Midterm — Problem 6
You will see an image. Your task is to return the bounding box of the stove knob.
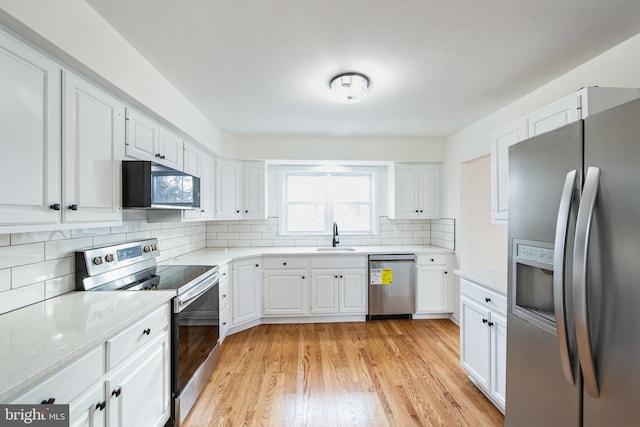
[143,246,151,253]
[152,244,158,251]
[93,256,103,265]
[105,254,115,263]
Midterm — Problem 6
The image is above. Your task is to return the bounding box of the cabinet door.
[183,141,201,177]
[199,153,215,219]
[310,271,339,314]
[107,331,170,427]
[215,158,241,219]
[416,266,452,313]
[219,306,230,342]
[528,93,581,137]
[490,311,507,410]
[262,271,307,316]
[489,119,528,222]
[460,296,491,391]
[419,164,441,218]
[242,161,266,219]
[232,259,261,325]
[339,269,366,314]
[158,127,183,170]
[62,71,124,225]
[393,164,420,219]
[0,30,61,227]
[69,382,106,427]
[125,109,158,161]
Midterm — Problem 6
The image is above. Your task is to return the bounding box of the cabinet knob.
[68,204,78,211]
[222,294,227,298]
[222,322,227,325]
[255,264,259,267]
[420,210,423,213]
[431,258,435,262]
[340,275,343,278]
[302,276,305,279]
[236,210,240,213]
[41,398,55,405]
[488,321,494,327]
[49,203,61,211]
[245,210,248,213]
[335,275,338,278]
[444,271,448,274]
[111,388,122,398]
[415,210,419,213]
[142,328,151,335]
[485,297,491,302]
[283,262,287,266]
[482,318,488,324]
[95,401,106,411]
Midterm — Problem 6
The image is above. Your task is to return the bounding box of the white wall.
[0,0,236,157]
[444,31,640,272]
[236,135,444,161]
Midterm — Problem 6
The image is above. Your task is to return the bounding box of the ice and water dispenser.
[512,239,557,332]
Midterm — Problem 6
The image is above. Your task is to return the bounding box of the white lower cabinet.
[415,254,454,316]
[460,278,507,412]
[231,258,262,328]
[263,271,307,316]
[310,268,367,315]
[10,304,171,427]
[218,263,231,342]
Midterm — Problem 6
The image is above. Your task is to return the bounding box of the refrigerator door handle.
[573,166,601,398]
[553,169,577,385]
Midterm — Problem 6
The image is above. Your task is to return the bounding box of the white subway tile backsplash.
[123,210,148,220]
[45,238,92,261]
[217,233,240,240]
[0,234,9,247]
[11,230,71,245]
[11,257,73,289]
[0,283,44,315]
[239,232,262,240]
[71,228,111,238]
[207,224,229,233]
[45,274,75,300]
[229,225,251,232]
[402,224,424,231]
[0,269,10,292]
[92,233,127,247]
[110,220,140,234]
[0,243,45,269]
[125,231,152,241]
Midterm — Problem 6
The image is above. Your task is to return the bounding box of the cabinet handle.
[41,398,55,405]
[485,297,491,302]
[49,203,61,211]
[283,262,287,266]
[142,328,151,335]
[222,322,227,325]
[236,210,240,213]
[255,264,259,267]
[340,275,343,278]
[415,210,419,213]
[245,210,248,213]
[335,275,338,278]
[111,388,122,398]
[68,204,78,211]
[488,321,494,327]
[444,271,448,274]
[420,210,423,213]
[95,401,106,411]
[482,318,488,324]
[222,294,227,298]
[222,272,227,277]
[302,276,305,279]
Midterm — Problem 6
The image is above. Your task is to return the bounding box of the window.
[282,171,376,235]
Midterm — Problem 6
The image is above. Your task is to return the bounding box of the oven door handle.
[175,275,219,313]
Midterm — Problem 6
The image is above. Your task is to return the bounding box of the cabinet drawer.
[311,256,366,269]
[12,345,104,405]
[263,257,308,269]
[107,305,169,369]
[416,254,450,265]
[460,278,507,315]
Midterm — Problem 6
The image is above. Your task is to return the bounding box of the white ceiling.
[85,0,640,138]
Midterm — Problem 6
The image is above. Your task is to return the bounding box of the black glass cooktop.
[95,264,217,292]
[153,264,217,291]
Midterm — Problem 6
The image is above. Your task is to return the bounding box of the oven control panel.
[76,238,160,278]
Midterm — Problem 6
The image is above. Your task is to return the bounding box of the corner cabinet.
[389,163,442,219]
[231,257,262,331]
[215,159,266,220]
[490,87,640,223]
[459,278,507,413]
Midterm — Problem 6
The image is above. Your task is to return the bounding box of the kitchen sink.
[316,247,356,252]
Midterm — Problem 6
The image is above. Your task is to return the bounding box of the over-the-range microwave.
[122,160,201,209]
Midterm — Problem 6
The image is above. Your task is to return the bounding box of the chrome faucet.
[332,222,339,247]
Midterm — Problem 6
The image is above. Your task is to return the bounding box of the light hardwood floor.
[183,320,504,427]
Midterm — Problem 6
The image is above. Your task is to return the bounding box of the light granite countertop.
[0,291,175,402]
[162,245,453,267]
[453,269,508,295]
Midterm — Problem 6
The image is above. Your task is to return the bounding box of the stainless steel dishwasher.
[368,254,415,319]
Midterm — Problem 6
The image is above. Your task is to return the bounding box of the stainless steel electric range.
[75,239,220,427]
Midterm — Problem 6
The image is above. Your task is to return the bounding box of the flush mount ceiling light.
[329,73,369,104]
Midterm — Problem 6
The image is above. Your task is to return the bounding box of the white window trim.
[279,165,379,236]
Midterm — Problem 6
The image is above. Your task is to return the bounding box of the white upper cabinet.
[125,108,183,170]
[489,119,528,223]
[183,144,215,221]
[215,159,266,220]
[490,87,640,223]
[389,163,442,219]
[62,71,124,225]
[0,30,61,228]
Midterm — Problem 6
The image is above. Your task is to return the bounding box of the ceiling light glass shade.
[330,73,369,104]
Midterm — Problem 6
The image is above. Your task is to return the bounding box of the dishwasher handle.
[369,254,416,262]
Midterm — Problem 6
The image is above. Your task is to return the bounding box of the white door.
[528,93,581,137]
[263,272,307,315]
[460,296,491,391]
[310,271,339,314]
[242,161,266,219]
[416,267,450,313]
[419,165,442,218]
[0,31,61,227]
[490,311,507,409]
[62,71,124,224]
[106,332,170,427]
[157,127,183,170]
[125,109,158,161]
[339,269,366,313]
[393,164,419,219]
[232,259,261,325]
[215,158,241,219]
[199,153,215,219]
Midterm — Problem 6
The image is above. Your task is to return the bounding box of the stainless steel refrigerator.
[506,97,640,426]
